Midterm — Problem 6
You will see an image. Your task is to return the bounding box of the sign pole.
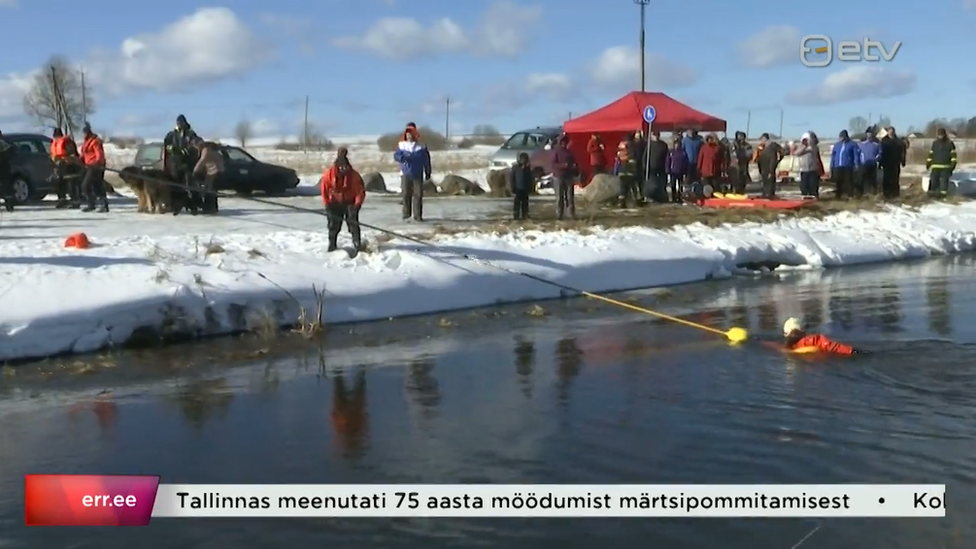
[642,105,656,200]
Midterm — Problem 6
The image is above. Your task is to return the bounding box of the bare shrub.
[376,125,448,152]
[234,119,253,147]
[276,123,334,151]
[469,124,505,146]
[457,137,475,149]
[105,136,144,149]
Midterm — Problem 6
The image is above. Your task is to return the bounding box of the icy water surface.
[2,256,975,548]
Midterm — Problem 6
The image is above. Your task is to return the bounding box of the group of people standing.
[584,129,787,206]
[828,126,911,200]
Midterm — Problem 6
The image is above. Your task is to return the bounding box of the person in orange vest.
[51,128,81,209]
[320,148,366,252]
[79,123,109,212]
[330,369,369,457]
[782,317,866,355]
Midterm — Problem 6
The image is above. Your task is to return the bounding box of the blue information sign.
[642,105,656,123]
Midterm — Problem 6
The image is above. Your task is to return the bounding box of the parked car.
[131,142,300,195]
[5,133,54,204]
[488,126,563,186]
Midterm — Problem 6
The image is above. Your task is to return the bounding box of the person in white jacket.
[793,136,820,197]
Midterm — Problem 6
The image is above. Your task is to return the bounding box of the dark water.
[3,256,976,548]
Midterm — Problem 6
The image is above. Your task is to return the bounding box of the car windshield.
[136,144,163,165]
[225,147,255,162]
[500,132,554,150]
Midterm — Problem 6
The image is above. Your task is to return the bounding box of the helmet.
[783,317,803,335]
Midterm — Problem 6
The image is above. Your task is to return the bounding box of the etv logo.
[800,35,902,68]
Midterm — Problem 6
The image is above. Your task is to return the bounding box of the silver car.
[488,126,563,170]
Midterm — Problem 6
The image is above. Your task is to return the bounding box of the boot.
[55,200,69,209]
[98,203,109,213]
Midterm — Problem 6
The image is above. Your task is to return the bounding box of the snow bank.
[3,203,976,362]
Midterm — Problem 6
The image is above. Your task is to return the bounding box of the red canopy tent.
[563,92,726,183]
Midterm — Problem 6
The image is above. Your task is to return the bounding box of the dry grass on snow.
[388,184,962,241]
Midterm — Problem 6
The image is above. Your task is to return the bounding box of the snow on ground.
[3,196,976,363]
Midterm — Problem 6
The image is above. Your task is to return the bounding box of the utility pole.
[745,111,752,137]
[80,68,87,126]
[778,109,784,140]
[302,95,309,153]
[634,0,651,91]
[568,111,572,120]
[445,96,451,142]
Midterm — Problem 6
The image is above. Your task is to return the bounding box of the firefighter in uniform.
[51,128,81,209]
[79,123,109,212]
[926,128,957,198]
[163,114,201,214]
[614,134,639,207]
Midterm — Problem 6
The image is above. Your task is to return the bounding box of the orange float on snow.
[64,232,91,249]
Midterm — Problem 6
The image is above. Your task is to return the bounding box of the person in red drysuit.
[782,317,866,355]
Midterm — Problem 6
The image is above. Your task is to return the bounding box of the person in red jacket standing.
[320,148,366,252]
[586,134,606,175]
[697,134,725,194]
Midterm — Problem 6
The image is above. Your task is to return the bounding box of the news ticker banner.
[24,475,946,526]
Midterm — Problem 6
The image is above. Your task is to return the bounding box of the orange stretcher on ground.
[700,192,813,210]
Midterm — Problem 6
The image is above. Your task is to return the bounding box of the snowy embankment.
[3,202,976,362]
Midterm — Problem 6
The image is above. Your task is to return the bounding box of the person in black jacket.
[633,130,647,203]
[510,152,532,220]
[0,130,15,211]
[730,131,753,194]
[879,127,906,199]
[644,131,669,203]
[926,128,957,197]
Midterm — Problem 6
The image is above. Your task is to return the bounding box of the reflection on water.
[170,377,234,429]
[2,257,976,549]
[513,337,536,399]
[879,283,903,333]
[926,277,952,336]
[330,368,369,459]
[554,337,583,404]
[405,358,441,416]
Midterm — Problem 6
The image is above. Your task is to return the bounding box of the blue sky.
[1,0,974,140]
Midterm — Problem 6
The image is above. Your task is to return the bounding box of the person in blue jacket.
[393,126,432,222]
[855,128,882,197]
[830,130,860,200]
[681,129,703,184]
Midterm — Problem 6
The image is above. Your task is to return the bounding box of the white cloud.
[333,1,541,59]
[0,7,269,120]
[965,0,975,8]
[84,8,270,95]
[0,72,31,119]
[526,73,573,98]
[785,66,916,105]
[736,25,801,68]
[0,0,16,7]
[588,46,696,90]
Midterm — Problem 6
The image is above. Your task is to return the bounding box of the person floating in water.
[782,317,866,355]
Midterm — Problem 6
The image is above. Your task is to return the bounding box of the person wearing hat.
[855,128,881,197]
[320,148,366,252]
[163,114,199,189]
[79,123,109,213]
[394,126,431,222]
[926,128,957,198]
[879,126,906,199]
[830,130,859,200]
[782,317,863,355]
[51,127,81,209]
[729,131,753,194]
[0,129,15,211]
[192,137,224,214]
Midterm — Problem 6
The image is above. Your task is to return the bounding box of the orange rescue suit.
[320,165,366,207]
[788,334,855,355]
[80,134,105,167]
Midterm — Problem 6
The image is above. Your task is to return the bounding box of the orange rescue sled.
[701,195,811,210]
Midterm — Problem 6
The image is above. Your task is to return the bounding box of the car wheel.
[10,175,33,205]
[264,180,289,196]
